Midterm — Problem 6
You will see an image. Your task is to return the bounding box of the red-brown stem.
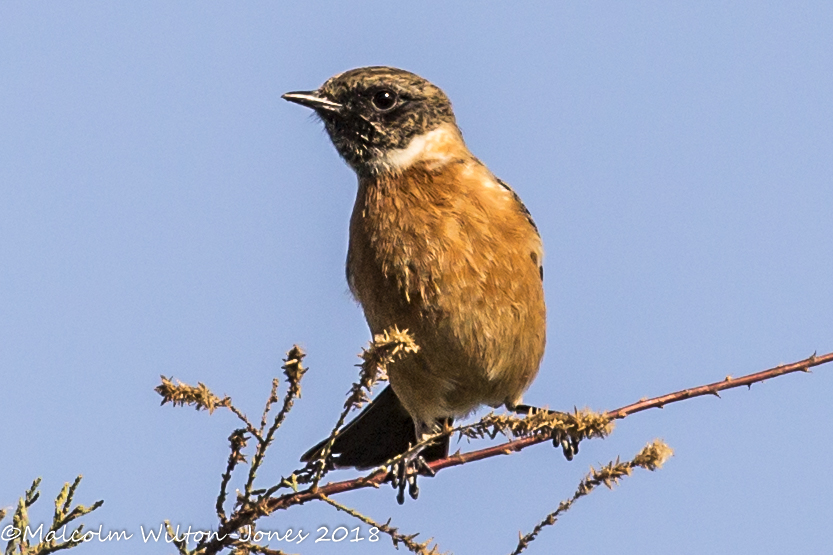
[202,351,833,553]
[604,352,832,419]
[296,351,833,496]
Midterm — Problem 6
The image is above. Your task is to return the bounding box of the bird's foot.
[389,454,435,505]
[556,434,580,461]
[512,404,580,461]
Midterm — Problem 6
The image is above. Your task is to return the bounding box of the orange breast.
[347,157,546,424]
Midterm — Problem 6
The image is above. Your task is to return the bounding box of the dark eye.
[371,89,397,111]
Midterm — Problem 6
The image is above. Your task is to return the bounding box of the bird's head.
[283,66,460,175]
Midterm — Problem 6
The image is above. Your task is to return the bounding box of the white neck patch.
[376,124,460,172]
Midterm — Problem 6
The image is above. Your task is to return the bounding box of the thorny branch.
[424,350,833,473]
[254,350,833,507]
[156,344,833,555]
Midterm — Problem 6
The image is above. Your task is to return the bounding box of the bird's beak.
[281,90,343,114]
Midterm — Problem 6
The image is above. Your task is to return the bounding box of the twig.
[308,327,418,488]
[245,346,307,497]
[155,376,262,440]
[216,428,249,523]
[432,350,833,472]
[196,350,833,554]
[287,350,833,500]
[5,476,103,555]
[605,351,831,419]
[319,494,445,555]
[259,378,281,433]
[510,440,673,555]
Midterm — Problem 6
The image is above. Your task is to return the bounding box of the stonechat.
[284,67,546,496]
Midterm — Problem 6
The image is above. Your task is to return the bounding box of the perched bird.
[283,67,547,496]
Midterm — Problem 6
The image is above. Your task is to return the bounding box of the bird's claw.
[513,405,581,461]
[555,435,580,461]
[389,455,433,504]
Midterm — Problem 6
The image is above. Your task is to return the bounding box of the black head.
[283,66,458,173]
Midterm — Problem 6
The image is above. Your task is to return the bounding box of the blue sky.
[2,3,832,554]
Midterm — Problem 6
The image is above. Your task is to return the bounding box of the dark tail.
[301,385,450,469]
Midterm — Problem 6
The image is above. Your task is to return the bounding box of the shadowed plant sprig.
[307,326,419,488]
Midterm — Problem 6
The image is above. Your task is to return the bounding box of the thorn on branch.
[171,346,833,555]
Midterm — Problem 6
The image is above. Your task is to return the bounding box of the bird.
[283,66,547,499]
